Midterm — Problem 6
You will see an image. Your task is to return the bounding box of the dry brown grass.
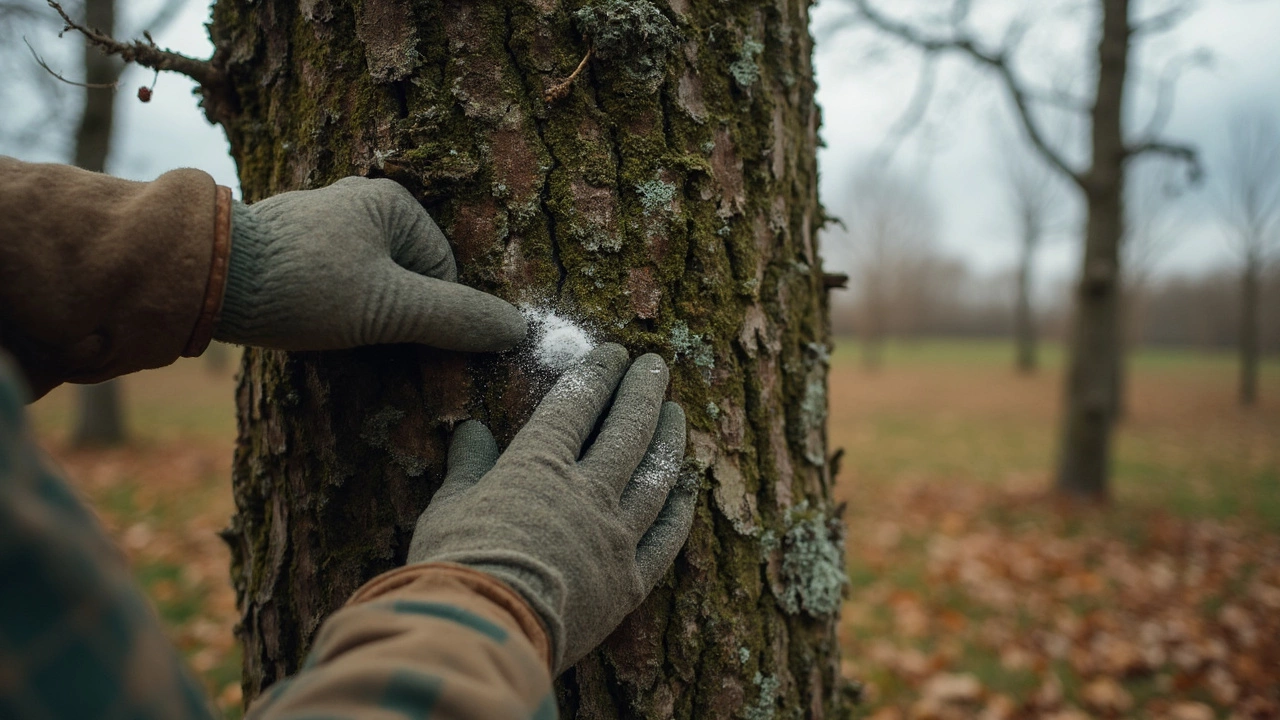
[23,340,1280,719]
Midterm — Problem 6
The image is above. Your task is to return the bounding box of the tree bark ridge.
[209,1,849,717]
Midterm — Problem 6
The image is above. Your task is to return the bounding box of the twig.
[24,36,117,89]
[44,0,237,124]
[46,0,222,92]
[545,46,593,103]
[1125,140,1202,183]
[853,0,1086,189]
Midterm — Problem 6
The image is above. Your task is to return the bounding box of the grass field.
[27,339,1280,719]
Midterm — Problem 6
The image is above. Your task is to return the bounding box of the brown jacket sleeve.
[0,156,232,399]
[247,563,557,720]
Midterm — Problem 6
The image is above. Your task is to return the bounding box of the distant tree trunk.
[853,0,1200,501]
[73,380,127,446]
[1240,256,1260,406]
[1054,0,1129,500]
[71,0,127,448]
[1013,228,1037,374]
[210,1,849,716]
[204,341,231,374]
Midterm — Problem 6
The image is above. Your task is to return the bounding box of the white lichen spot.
[636,178,678,216]
[670,321,715,376]
[730,37,765,88]
[745,672,780,720]
[776,501,846,618]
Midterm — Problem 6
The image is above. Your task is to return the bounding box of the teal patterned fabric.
[0,353,216,719]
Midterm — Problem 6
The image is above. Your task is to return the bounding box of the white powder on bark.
[521,305,597,372]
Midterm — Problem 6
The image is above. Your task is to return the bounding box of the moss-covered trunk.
[210,0,847,716]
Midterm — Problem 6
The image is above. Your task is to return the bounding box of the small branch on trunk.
[24,37,117,89]
[46,1,220,92]
[44,0,237,124]
[823,273,850,290]
[545,46,593,103]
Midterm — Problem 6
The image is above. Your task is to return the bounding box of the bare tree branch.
[24,35,117,88]
[1137,48,1213,141]
[45,0,221,91]
[871,55,937,167]
[851,0,1086,188]
[1131,1,1198,36]
[1125,139,1202,182]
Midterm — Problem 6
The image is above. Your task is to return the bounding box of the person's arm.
[0,159,526,399]
[0,353,217,719]
[0,156,230,398]
[246,564,556,720]
[248,344,696,719]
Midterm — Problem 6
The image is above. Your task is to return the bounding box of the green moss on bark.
[212,0,847,715]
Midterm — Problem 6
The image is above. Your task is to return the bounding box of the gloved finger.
[578,354,670,494]
[362,263,527,351]
[505,343,630,465]
[619,402,687,536]
[634,479,698,590]
[433,420,500,504]
[406,421,498,564]
[380,181,458,282]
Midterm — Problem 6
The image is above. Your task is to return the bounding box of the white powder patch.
[632,440,680,491]
[521,305,597,372]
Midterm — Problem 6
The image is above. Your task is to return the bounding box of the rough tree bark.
[71,0,128,448]
[209,1,850,717]
[1054,0,1131,497]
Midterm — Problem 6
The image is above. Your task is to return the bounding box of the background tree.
[1114,157,1182,418]
[1216,110,1280,407]
[838,165,940,369]
[69,0,127,447]
[7,0,188,446]
[54,0,852,715]
[997,131,1065,375]
[845,0,1202,499]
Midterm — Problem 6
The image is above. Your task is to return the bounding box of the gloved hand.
[214,177,527,352]
[407,343,696,674]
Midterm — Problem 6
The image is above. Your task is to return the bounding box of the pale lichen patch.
[776,501,846,618]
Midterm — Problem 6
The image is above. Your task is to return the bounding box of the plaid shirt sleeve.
[0,353,218,719]
[247,564,558,720]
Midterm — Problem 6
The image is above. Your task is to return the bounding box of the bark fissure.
[212,0,846,716]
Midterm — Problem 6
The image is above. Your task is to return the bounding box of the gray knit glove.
[215,177,526,352]
[407,343,695,674]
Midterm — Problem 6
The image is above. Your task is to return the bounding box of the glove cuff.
[213,200,270,345]
[411,552,568,673]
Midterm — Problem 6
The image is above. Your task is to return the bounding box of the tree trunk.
[1055,0,1128,499]
[210,1,849,717]
[1240,257,1260,406]
[71,0,128,448]
[1013,227,1037,374]
[72,380,127,447]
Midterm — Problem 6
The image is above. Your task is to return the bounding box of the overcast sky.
[4,0,1277,290]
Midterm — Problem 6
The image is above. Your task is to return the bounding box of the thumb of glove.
[407,420,500,564]
[363,262,528,351]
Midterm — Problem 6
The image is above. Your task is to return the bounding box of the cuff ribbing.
[183,185,233,357]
